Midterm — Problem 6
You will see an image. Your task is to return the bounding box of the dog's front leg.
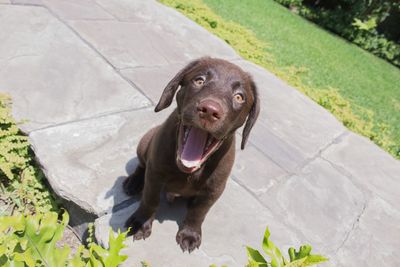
[125,169,162,240]
[176,194,219,252]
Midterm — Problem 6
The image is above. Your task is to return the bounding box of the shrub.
[0,211,129,266]
[0,93,59,216]
[246,227,328,267]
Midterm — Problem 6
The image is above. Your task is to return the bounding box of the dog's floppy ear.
[154,58,204,112]
[241,80,260,150]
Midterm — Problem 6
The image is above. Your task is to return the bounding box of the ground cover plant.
[0,211,129,266]
[0,93,59,216]
[160,0,400,159]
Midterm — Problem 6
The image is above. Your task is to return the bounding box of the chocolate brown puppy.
[123,57,260,252]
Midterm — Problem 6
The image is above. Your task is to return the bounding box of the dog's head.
[155,57,260,173]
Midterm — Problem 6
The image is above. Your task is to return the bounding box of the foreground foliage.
[0,211,128,266]
[160,0,400,159]
[0,213,327,267]
[246,227,328,267]
[0,93,59,216]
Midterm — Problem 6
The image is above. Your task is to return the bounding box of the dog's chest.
[164,171,207,197]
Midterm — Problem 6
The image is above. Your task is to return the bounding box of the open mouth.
[177,123,222,173]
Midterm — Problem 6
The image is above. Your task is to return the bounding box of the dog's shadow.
[105,157,188,236]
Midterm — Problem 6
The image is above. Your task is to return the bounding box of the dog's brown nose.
[197,100,222,122]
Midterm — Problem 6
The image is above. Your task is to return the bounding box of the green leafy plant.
[0,211,128,266]
[0,93,59,216]
[246,227,328,267]
[352,17,377,31]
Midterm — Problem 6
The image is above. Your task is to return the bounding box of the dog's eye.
[193,76,205,87]
[234,93,245,103]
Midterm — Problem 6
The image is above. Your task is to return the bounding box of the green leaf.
[246,246,267,265]
[87,252,101,267]
[0,214,25,232]
[87,229,128,267]
[23,211,70,267]
[141,261,152,267]
[288,247,296,262]
[70,245,87,267]
[103,229,128,266]
[287,245,328,266]
[13,249,36,267]
[285,258,307,267]
[246,262,257,267]
[262,227,285,267]
[352,18,377,31]
[303,255,329,266]
[0,212,71,267]
[297,245,312,259]
[288,245,311,262]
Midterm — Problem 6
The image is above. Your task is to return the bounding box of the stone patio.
[1,0,399,266]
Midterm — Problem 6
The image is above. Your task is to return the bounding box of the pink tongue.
[181,127,208,168]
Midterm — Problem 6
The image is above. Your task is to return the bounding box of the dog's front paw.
[176,226,202,253]
[123,169,144,196]
[125,212,154,240]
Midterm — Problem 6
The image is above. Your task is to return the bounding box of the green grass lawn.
[160,0,400,159]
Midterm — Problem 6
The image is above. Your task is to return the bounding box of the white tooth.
[182,159,201,168]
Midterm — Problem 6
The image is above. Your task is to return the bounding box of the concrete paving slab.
[247,121,308,172]
[68,18,238,69]
[232,142,288,196]
[92,0,240,62]
[0,5,150,132]
[29,107,168,218]
[95,179,304,267]
[236,60,346,160]
[68,0,238,68]
[322,132,400,209]
[94,0,171,23]
[42,0,115,21]
[68,20,176,69]
[335,197,400,267]
[120,64,184,103]
[260,158,365,256]
[11,0,43,4]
